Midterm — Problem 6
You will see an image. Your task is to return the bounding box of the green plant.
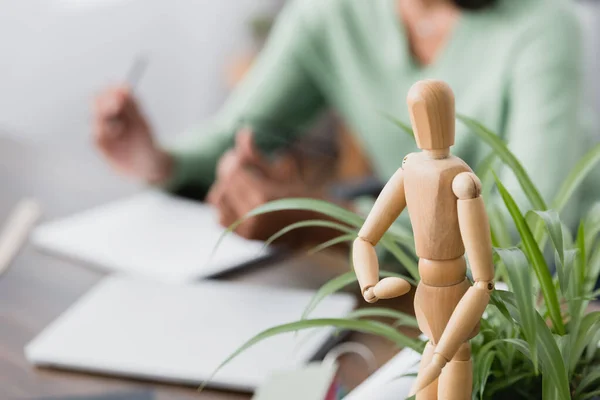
[208,116,600,399]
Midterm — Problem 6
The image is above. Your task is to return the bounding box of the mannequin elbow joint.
[474,280,495,292]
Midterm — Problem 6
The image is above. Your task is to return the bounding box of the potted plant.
[209,115,600,399]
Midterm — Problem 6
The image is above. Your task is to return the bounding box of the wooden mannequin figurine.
[352,80,495,399]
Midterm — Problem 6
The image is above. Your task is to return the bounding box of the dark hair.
[453,0,497,11]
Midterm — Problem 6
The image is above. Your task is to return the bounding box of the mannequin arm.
[353,167,409,302]
[411,172,495,395]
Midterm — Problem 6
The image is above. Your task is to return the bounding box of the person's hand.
[207,129,318,243]
[93,85,172,184]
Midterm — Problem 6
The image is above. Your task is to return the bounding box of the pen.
[125,55,149,93]
[107,55,149,132]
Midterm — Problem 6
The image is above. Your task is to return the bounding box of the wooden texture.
[414,278,477,344]
[354,80,495,399]
[354,167,409,303]
[0,136,418,400]
[410,354,447,397]
[416,343,473,399]
[416,342,438,400]
[438,344,472,400]
[402,152,471,260]
[434,305,483,366]
[451,172,481,199]
[372,277,411,300]
[455,199,495,283]
[358,167,406,245]
[352,237,380,299]
[418,257,466,287]
[407,80,455,150]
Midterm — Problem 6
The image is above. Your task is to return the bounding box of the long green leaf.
[489,205,512,248]
[307,233,355,255]
[489,290,513,323]
[529,210,564,264]
[379,237,419,280]
[383,112,414,137]
[476,152,498,202]
[301,272,357,320]
[534,313,571,400]
[556,334,572,380]
[542,374,560,400]
[551,142,600,212]
[577,222,587,289]
[588,246,600,293]
[574,368,600,398]
[494,174,565,334]
[210,198,367,259]
[475,151,497,180]
[346,307,419,328]
[263,219,355,248]
[385,222,415,247]
[201,318,423,390]
[485,371,536,396]
[246,198,414,246]
[496,248,538,371]
[564,249,584,328]
[584,203,600,254]
[582,390,600,400]
[477,351,495,400]
[458,114,547,210]
[247,198,364,227]
[585,328,600,364]
[502,338,532,359]
[569,312,600,373]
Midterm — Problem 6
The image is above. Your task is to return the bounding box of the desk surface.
[0,136,415,400]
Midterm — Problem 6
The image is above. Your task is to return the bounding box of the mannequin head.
[407,80,455,155]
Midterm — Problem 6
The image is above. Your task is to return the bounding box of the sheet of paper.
[32,191,270,282]
[25,276,356,392]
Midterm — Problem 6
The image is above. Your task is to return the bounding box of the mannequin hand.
[363,286,378,303]
[364,277,412,303]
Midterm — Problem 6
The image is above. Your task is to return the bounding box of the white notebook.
[25,276,356,391]
[32,192,271,282]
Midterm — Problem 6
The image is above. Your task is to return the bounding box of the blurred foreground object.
[0,198,42,277]
[252,342,375,400]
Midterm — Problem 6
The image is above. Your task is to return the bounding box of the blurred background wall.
[0,0,598,148]
[0,0,283,143]
[577,0,600,123]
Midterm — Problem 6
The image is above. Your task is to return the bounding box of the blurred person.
[93,0,593,246]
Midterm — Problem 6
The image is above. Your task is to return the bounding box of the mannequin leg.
[415,341,438,400]
[438,343,472,400]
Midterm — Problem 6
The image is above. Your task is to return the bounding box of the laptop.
[32,191,271,282]
[25,276,356,392]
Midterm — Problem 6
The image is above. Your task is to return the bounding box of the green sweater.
[167,0,594,225]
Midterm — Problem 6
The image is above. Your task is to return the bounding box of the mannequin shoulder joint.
[452,172,482,200]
